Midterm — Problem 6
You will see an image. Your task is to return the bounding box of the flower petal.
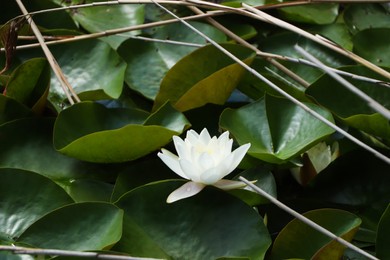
[198,152,215,171]
[166,181,206,203]
[173,136,190,160]
[222,143,251,177]
[218,131,230,144]
[199,166,224,185]
[213,179,247,190]
[157,149,188,180]
[199,128,211,145]
[186,129,200,145]
[179,159,202,183]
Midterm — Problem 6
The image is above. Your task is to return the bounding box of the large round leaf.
[220,95,335,163]
[305,149,390,244]
[153,44,255,112]
[117,22,227,100]
[353,28,390,67]
[270,209,361,259]
[53,102,190,162]
[278,3,339,24]
[259,32,352,85]
[0,117,119,181]
[17,202,123,251]
[376,204,390,259]
[114,180,271,259]
[5,58,50,112]
[306,66,390,141]
[0,95,32,125]
[344,4,390,34]
[0,168,73,241]
[46,39,126,104]
[59,0,144,49]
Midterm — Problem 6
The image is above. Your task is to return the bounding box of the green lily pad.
[0,168,73,240]
[111,157,177,202]
[5,58,50,113]
[0,95,32,125]
[344,4,390,34]
[153,44,255,112]
[117,22,227,100]
[220,95,335,164]
[376,204,390,259]
[278,3,339,25]
[63,179,114,202]
[45,39,126,105]
[353,28,390,67]
[305,149,390,243]
[270,209,361,259]
[53,102,190,162]
[306,65,390,141]
[17,202,123,251]
[259,32,352,85]
[0,117,120,182]
[114,180,271,259]
[62,0,144,49]
[229,167,277,206]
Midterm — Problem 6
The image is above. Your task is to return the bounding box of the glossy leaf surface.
[220,95,335,163]
[47,39,126,104]
[271,209,361,259]
[306,66,390,141]
[278,3,339,24]
[64,0,144,49]
[117,22,226,100]
[153,44,255,111]
[0,168,73,240]
[5,58,50,112]
[18,202,123,251]
[114,180,271,259]
[54,102,190,162]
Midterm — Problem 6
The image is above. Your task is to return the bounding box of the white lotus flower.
[158,128,251,203]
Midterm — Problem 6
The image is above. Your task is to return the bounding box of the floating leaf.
[153,44,255,112]
[0,95,32,125]
[376,204,390,259]
[278,3,339,25]
[53,102,190,162]
[64,0,144,49]
[229,167,277,206]
[344,4,390,34]
[18,202,123,251]
[111,158,177,202]
[63,179,114,203]
[353,28,390,67]
[5,58,50,113]
[306,65,390,141]
[0,117,119,181]
[220,95,335,163]
[270,209,361,259]
[0,168,73,240]
[259,32,352,85]
[45,39,126,104]
[114,180,271,259]
[117,22,227,100]
[305,149,390,243]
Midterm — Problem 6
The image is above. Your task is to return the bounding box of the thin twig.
[241,4,390,80]
[295,45,390,120]
[150,0,390,165]
[0,245,162,260]
[1,12,224,51]
[238,176,379,260]
[14,0,80,105]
